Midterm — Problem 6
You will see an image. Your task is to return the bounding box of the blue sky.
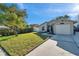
[18,3,79,24]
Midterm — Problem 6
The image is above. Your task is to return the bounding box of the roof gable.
[48,18,77,24]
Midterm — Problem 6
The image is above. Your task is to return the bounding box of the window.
[42,26,45,31]
[60,23,64,24]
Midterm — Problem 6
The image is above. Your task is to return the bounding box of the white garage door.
[55,24,71,34]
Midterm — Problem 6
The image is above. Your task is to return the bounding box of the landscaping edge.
[0,37,49,56]
[25,37,49,56]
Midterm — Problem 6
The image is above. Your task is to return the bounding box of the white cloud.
[72,4,79,12]
[68,13,78,17]
[68,4,79,17]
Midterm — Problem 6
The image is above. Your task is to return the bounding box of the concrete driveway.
[27,34,79,56]
[51,35,79,56]
[52,35,74,42]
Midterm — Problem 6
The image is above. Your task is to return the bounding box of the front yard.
[0,32,47,56]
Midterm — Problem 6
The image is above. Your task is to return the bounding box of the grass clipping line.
[0,32,47,56]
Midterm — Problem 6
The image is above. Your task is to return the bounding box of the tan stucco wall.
[52,20,74,34]
[39,19,74,34]
[33,27,39,32]
[39,22,48,32]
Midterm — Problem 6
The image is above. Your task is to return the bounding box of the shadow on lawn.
[0,36,15,41]
[33,32,48,40]
[51,35,79,56]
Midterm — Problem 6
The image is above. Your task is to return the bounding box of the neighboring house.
[39,17,77,35]
[76,24,79,31]
[0,26,9,30]
[39,22,48,32]
[77,18,79,29]
[0,26,10,36]
[74,18,79,31]
[77,24,79,28]
[30,24,40,32]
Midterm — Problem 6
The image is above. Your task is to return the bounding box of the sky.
[17,3,79,24]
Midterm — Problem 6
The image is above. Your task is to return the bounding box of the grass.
[0,36,14,41]
[0,35,14,47]
[0,32,47,56]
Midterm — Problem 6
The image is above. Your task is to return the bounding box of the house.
[76,18,79,31]
[76,24,79,31]
[0,26,10,36]
[39,22,48,32]
[39,16,77,35]
[30,24,40,32]
[0,26,9,30]
[77,24,79,28]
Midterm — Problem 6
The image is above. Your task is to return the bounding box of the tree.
[56,15,70,20]
[0,4,8,12]
[64,15,70,19]
[0,3,28,35]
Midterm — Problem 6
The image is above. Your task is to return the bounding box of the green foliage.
[56,15,70,20]
[0,4,28,34]
[0,32,47,56]
[0,4,8,11]
[64,15,70,18]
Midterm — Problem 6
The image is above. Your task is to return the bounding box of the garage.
[52,19,76,35]
[55,24,71,34]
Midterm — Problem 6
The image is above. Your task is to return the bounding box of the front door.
[50,25,54,34]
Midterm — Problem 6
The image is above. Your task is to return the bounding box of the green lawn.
[0,36,14,41]
[0,32,47,56]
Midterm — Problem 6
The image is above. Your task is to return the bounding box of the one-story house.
[30,24,40,32]
[75,24,79,31]
[39,16,77,35]
[39,22,48,32]
[0,26,10,36]
[0,26,9,30]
